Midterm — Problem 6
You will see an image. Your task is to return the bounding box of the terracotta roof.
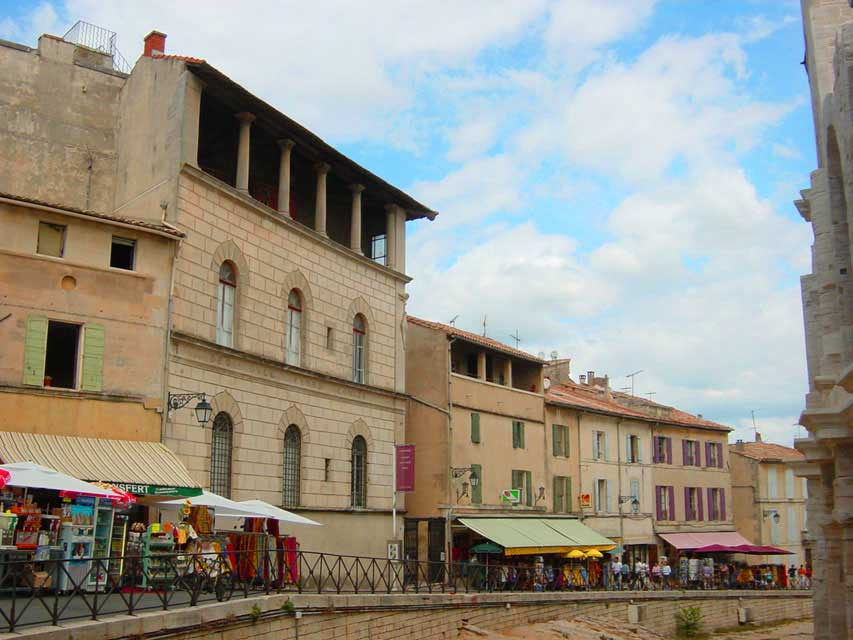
[151,54,206,64]
[729,441,804,462]
[0,191,184,238]
[407,316,544,363]
[546,381,732,432]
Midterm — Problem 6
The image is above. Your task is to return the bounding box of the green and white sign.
[112,483,202,497]
[501,489,521,504]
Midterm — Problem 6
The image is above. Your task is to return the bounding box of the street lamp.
[168,392,212,425]
[763,509,781,524]
[451,466,479,501]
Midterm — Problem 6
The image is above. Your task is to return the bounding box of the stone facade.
[796,2,853,638]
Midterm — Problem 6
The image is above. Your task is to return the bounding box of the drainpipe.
[160,227,181,445]
[445,336,456,580]
[616,418,625,558]
[577,412,584,521]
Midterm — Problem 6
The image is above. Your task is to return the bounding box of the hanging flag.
[396,445,415,492]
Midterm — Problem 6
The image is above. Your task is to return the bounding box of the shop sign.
[579,493,592,509]
[501,489,521,504]
[112,483,202,497]
[395,445,415,492]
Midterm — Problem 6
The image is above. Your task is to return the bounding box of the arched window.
[282,425,301,507]
[351,435,367,508]
[217,261,237,347]
[352,314,366,383]
[210,412,233,498]
[286,290,302,366]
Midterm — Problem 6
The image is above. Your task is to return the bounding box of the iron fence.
[0,550,811,632]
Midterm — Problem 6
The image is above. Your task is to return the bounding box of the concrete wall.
[0,200,174,442]
[0,36,124,213]
[26,590,813,640]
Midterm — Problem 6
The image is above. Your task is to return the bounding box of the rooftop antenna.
[482,314,487,337]
[625,370,643,397]
[509,329,522,349]
[619,386,631,393]
[550,350,559,362]
[751,409,761,440]
[645,392,657,401]
[449,315,459,326]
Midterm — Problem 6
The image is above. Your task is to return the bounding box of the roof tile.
[407,316,544,363]
[729,441,804,462]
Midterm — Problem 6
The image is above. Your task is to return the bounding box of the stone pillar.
[834,446,853,636]
[477,352,487,381]
[277,139,295,215]
[504,359,513,387]
[350,183,365,254]
[314,162,330,236]
[235,112,255,192]
[385,204,397,269]
[809,466,843,640]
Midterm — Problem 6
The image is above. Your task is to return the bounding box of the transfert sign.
[395,445,415,492]
[112,483,202,497]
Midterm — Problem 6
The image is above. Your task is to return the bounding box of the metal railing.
[0,550,811,632]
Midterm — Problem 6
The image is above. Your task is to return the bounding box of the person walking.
[620,560,630,590]
[611,557,622,591]
[661,560,672,590]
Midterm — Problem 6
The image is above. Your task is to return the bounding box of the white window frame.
[217,262,236,348]
[286,290,302,367]
[352,315,366,383]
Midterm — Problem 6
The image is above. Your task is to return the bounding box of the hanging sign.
[579,493,592,509]
[501,489,521,504]
[112,483,202,497]
[395,445,415,492]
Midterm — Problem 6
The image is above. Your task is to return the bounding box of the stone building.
[796,1,853,637]
[544,367,735,565]
[729,438,809,566]
[0,27,435,556]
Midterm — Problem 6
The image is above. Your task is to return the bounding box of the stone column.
[503,359,513,387]
[477,352,487,381]
[277,139,295,215]
[234,112,255,192]
[834,446,853,636]
[314,162,330,236]
[350,184,365,253]
[384,204,397,269]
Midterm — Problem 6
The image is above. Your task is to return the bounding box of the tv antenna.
[645,392,657,401]
[482,315,487,337]
[625,370,643,396]
[550,350,558,362]
[449,315,459,326]
[509,329,522,349]
[751,409,761,440]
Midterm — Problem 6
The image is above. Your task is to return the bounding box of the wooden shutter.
[566,477,572,512]
[684,486,691,520]
[564,428,570,457]
[636,437,642,463]
[695,441,702,467]
[707,488,715,520]
[80,324,105,392]
[525,471,532,506]
[655,486,663,520]
[717,443,724,468]
[603,432,609,460]
[553,476,563,512]
[519,423,525,448]
[704,442,711,468]
[512,422,518,448]
[471,463,482,504]
[666,437,673,464]
[22,315,49,386]
[471,413,480,443]
[652,437,659,463]
[697,488,704,521]
[668,486,675,521]
[682,440,689,465]
[606,479,613,513]
[592,432,599,460]
[593,480,600,512]
[512,470,522,491]
[719,489,726,520]
[553,425,561,457]
[625,435,632,462]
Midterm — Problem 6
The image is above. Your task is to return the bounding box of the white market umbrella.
[0,462,121,498]
[159,490,267,518]
[225,500,322,526]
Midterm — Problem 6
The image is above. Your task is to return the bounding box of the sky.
[0,1,816,446]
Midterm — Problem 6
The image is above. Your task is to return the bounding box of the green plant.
[675,606,705,638]
[281,600,296,613]
[249,604,262,623]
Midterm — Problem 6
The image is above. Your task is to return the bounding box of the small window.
[370,233,387,266]
[595,478,608,512]
[217,262,236,347]
[37,222,66,258]
[351,436,367,507]
[552,424,570,457]
[326,326,334,350]
[45,321,80,389]
[110,237,136,270]
[512,421,525,449]
[352,315,366,383]
[282,425,301,507]
[627,435,640,463]
[286,290,302,366]
[593,431,607,460]
[324,458,331,482]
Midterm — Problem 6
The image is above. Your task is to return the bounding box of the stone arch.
[281,270,314,368]
[347,419,372,509]
[277,404,310,442]
[209,391,244,432]
[346,296,376,385]
[210,240,250,350]
[346,418,374,450]
[206,391,243,498]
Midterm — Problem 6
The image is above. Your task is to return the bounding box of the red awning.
[659,532,752,550]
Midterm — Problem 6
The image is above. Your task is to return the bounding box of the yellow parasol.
[565,549,585,559]
[584,549,603,559]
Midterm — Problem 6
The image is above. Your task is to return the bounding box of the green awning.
[458,517,615,556]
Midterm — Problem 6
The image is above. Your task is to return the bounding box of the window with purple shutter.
[704,442,711,468]
[695,441,702,467]
[707,487,715,520]
[717,443,724,468]
[682,440,689,466]
[697,488,704,521]
[655,486,663,520]
[684,486,691,520]
[666,437,672,464]
[652,438,660,463]
[719,489,726,520]
[668,485,675,520]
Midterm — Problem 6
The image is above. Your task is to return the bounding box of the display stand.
[87,500,114,589]
[108,514,128,585]
[142,525,186,588]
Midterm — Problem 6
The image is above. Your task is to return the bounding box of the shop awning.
[0,431,201,497]
[658,531,752,550]
[458,518,616,556]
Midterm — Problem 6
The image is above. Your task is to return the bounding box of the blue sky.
[0,1,815,445]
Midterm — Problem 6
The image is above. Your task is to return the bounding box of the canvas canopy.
[458,518,615,556]
[0,462,122,498]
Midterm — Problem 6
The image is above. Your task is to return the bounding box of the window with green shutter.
[471,463,482,504]
[80,324,105,392]
[525,470,533,506]
[553,476,572,513]
[512,421,525,449]
[552,425,570,457]
[22,315,49,386]
[470,413,480,444]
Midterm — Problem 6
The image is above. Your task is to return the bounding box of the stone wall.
[20,591,811,640]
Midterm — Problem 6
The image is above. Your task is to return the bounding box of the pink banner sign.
[396,445,415,492]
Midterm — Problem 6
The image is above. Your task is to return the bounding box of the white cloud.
[0,3,60,42]
[446,117,501,162]
[772,142,801,159]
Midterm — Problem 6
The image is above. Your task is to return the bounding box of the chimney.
[587,371,594,386]
[697,414,703,419]
[143,30,167,57]
[755,432,762,442]
[736,439,744,451]
[579,374,587,384]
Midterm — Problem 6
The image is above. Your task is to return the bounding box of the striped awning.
[0,431,200,497]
